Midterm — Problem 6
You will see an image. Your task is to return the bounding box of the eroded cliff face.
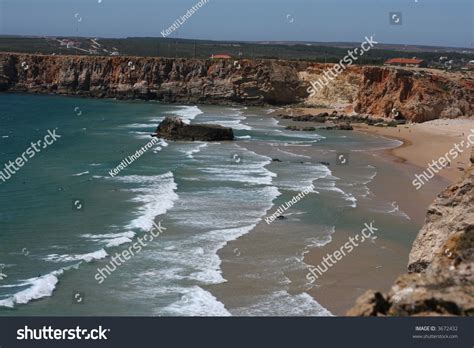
[298,65,363,110]
[348,151,474,316]
[0,52,472,122]
[354,67,474,122]
[0,53,307,105]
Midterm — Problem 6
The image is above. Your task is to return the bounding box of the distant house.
[59,39,77,47]
[384,58,426,68]
[211,54,232,59]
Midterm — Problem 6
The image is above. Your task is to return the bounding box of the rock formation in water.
[347,150,474,316]
[154,116,234,141]
[0,52,472,122]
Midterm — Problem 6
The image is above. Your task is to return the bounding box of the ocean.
[0,94,419,316]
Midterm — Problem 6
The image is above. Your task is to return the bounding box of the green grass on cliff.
[1,36,473,67]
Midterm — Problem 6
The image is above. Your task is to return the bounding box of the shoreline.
[353,119,473,184]
[292,117,473,315]
[303,143,449,315]
[213,112,451,316]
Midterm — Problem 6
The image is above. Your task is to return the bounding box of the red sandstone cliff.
[354,67,474,122]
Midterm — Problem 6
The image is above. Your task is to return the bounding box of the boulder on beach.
[154,116,234,141]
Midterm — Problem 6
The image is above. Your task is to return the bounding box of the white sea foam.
[276,147,311,159]
[162,286,231,316]
[182,143,208,159]
[151,138,168,153]
[317,181,357,208]
[114,172,179,232]
[388,201,411,220]
[128,131,152,140]
[43,249,108,263]
[371,201,411,220]
[82,231,136,248]
[189,225,257,284]
[135,143,280,316]
[199,162,276,186]
[199,108,252,130]
[274,162,329,192]
[72,171,90,177]
[305,226,336,249]
[232,290,332,316]
[202,119,251,130]
[123,123,157,129]
[0,269,65,308]
[174,105,203,124]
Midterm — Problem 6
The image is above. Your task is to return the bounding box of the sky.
[0,0,472,48]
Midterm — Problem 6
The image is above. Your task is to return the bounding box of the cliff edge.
[1,52,472,122]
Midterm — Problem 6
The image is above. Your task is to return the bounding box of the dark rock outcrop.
[154,116,234,141]
[286,125,316,131]
[280,113,328,122]
[348,149,474,316]
[324,123,353,131]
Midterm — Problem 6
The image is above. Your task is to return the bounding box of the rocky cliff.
[0,52,472,122]
[0,53,307,105]
[347,150,474,316]
[354,67,474,122]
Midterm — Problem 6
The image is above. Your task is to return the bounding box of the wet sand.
[305,150,447,315]
[214,115,458,316]
[261,112,472,315]
[306,119,469,315]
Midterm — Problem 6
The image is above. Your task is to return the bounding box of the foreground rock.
[154,116,234,141]
[348,149,474,316]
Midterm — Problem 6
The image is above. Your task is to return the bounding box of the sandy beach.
[304,150,448,315]
[268,111,474,315]
[354,118,474,184]
[275,108,474,185]
[307,118,474,314]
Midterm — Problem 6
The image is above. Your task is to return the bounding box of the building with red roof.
[384,58,426,67]
[211,54,232,59]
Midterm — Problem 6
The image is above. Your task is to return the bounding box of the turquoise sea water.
[0,94,420,316]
